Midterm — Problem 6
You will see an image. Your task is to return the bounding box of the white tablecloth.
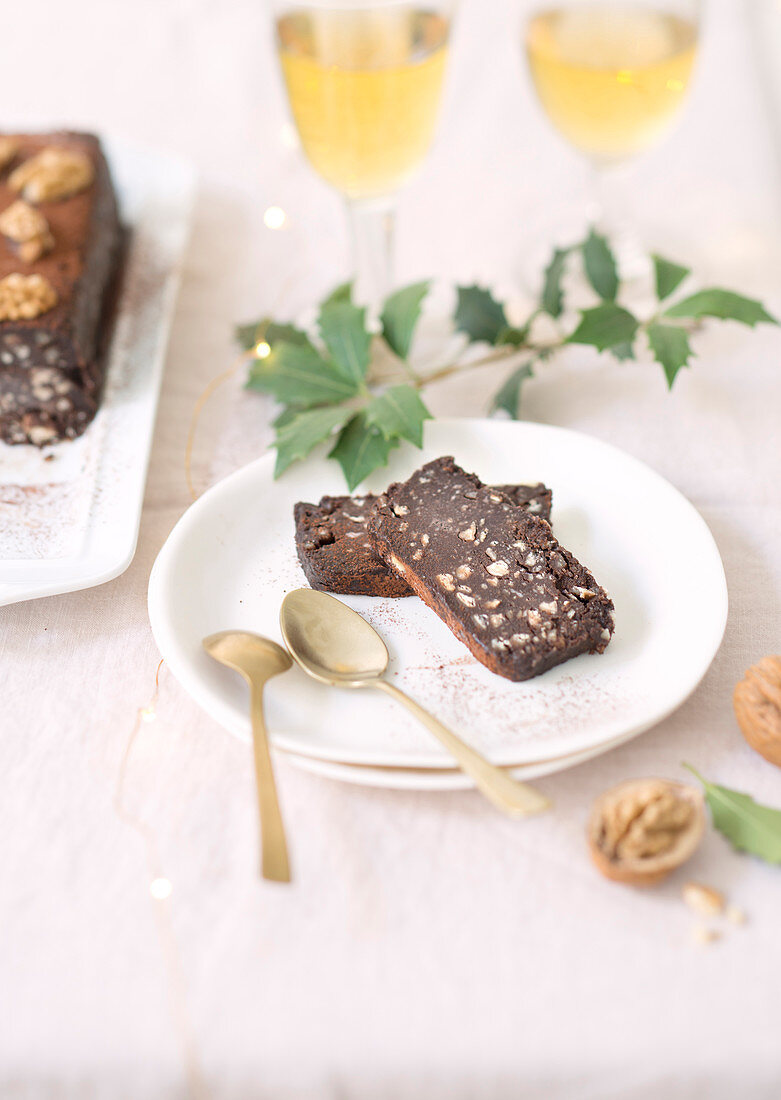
[3,1,781,1096]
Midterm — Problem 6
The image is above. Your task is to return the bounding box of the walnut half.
[0,200,54,262]
[0,273,58,321]
[9,146,94,203]
[734,655,781,768]
[588,778,705,886]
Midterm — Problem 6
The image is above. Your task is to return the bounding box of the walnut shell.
[734,656,781,768]
[588,778,706,886]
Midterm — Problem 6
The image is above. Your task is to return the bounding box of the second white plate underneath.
[281,731,631,791]
[148,418,728,772]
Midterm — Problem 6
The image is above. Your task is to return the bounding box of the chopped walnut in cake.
[0,200,54,263]
[0,137,20,173]
[0,273,58,321]
[9,146,94,203]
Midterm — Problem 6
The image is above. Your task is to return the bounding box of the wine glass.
[273,0,456,306]
[524,0,701,265]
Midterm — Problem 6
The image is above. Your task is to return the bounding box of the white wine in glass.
[526,3,698,164]
[274,2,454,304]
[524,1,700,268]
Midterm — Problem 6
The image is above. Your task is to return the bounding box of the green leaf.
[455,285,508,344]
[491,363,534,419]
[647,322,693,389]
[567,303,639,352]
[496,324,531,348]
[380,281,430,360]
[609,341,636,361]
[541,247,569,318]
[272,406,303,430]
[318,301,372,386]
[652,254,690,301]
[684,765,781,864]
[364,385,432,447]
[273,406,353,477]
[328,413,400,491]
[236,319,310,352]
[246,341,358,407]
[665,289,778,326]
[582,229,618,302]
[322,280,353,306]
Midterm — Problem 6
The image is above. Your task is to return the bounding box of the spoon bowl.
[280,588,388,686]
[203,630,292,684]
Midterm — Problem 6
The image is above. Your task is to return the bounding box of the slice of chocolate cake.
[369,456,614,681]
[295,482,552,598]
[295,495,411,598]
[0,131,122,445]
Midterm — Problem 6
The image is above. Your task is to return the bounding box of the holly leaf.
[665,289,778,326]
[647,322,693,389]
[582,229,618,302]
[318,301,372,386]
[652,254,690,301]
[609,340,636,361]
[273,406,353,477]
[684,765,781,864]
[322,280,353,306]
[491,363,534,419]
[380,281,430,360]
[246,342,358,406]
[236,319,309,352]
[567,303,639,352]
[455,285,508,344]
[496,324,530,348]
[328,413,400,491]
[541,247,569,318]
[364,385,432,447]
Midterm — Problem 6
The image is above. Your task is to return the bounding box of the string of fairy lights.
[110,199,292,1095]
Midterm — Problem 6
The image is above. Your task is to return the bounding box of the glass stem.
[345,196,395,311]
[586,161,646,281]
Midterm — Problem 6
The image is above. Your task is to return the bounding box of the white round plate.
[148,418,727,775]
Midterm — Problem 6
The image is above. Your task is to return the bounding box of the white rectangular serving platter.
[0,137,195,607]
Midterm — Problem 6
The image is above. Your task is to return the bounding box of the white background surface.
[2,1,781,1096]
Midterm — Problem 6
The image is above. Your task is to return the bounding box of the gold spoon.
[203,631,293,882]
[279,589,550,819]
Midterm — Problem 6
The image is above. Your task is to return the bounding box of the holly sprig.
[237,230,777,489]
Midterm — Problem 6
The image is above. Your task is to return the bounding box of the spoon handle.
[372,680,550,818]
[249,685,292,882]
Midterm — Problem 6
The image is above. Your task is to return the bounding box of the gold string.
[184,349,255,502]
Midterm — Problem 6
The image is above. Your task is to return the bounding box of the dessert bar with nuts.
[294,483,552,598]
[369,456,614,681]
[0,131,122,446]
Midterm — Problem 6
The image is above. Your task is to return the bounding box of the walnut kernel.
[0,200,54,262]
[9,146,94,202]
[682,882,724,917]
[588,778,705,886]
[0,273,58,321]
[733,655,781,767]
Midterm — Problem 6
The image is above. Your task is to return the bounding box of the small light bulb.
[264,206,286,230]
[616,70,633,85]
[255,341,271,359]
[139,706,156,723]
[150,877,172,900]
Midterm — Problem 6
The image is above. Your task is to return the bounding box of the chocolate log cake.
[0,131,122,445]
[295,483,552,598]
[369,456,614,680]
